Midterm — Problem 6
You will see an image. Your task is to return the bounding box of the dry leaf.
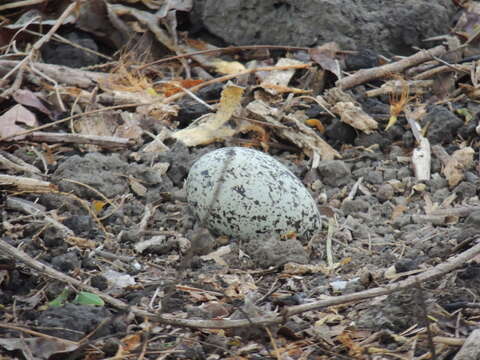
[309,42,342,78]
[332,101,378,133]
[128,177,147,197]
[200,245,232,266]
[260,58,304,95]
[0,337,78,360]
[13,89,52,117]
[391,204,407,221]
[114,333,142,358]
[173,82,245,146]
[337,331,365,358]
[74,110,143,151]
[158,79,204,97]
[0,104,39,138]
[222,274,257,299]
[305,118,326,133]
[65,236,97,249]
[246,100,340,164]
[212,59,246,75]
[443,147,475,188]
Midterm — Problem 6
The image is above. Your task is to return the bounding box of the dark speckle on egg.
[185,147,322,240]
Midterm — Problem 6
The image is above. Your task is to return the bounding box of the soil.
[191,0,456,56]
[1,1,480,359]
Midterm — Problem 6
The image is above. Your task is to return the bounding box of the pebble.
[376,183,394,202]
[317,160,351,186]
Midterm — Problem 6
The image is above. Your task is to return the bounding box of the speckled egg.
[185,147,321,240]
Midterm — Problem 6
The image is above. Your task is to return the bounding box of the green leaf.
[48,288,70,308]
[73,291,105,306]
[456,108,474,122]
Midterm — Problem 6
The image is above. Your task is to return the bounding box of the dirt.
[1,1,480,359]
[3,111,479,356]
[192,0,456,55]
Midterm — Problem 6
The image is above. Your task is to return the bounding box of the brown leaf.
[332,101,378,133]
[173,82,245,146]
[0,104,38,138]
[443,147,475,188]
[260,58,304,95]
[310,42,342,78]
[0,337,78,360]
[13,89,52,117]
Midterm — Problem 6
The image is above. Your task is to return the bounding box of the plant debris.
[2,1,480,359]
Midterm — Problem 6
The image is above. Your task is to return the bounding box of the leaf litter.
[1,1,480,359]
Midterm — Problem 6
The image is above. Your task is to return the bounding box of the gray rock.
[342,199,369,216]
[244,237,309,268]
[317,160,351,186]
[383,168,397,181]
[425,106,464,144]
[454,182,477,200]
[465,211,480,229]
[377,184,395,202]
[392,215,412,229]
[192,0,454,56]
[397,167,412,179]
[427,173,448,192]
[365,170,383,185]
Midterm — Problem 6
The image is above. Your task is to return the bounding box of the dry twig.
[0,238,479,329]
[2,1,78,81]
[336,45,446,90]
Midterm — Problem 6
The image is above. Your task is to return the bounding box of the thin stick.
[2,1,78,81]
[1,237,480,329]
[139,45,310,70]
[336,45,446,90]
[0,0,45,11]
[162,63,311,104]
[0,64,309,142]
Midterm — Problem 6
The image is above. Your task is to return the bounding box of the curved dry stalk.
[0,238,479,329]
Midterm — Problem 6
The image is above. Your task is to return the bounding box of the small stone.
[388,145,405,161]
[465,210,480,229]
[383,168,397,181]
[342,199,369,216]
[425,106,464,144]
[51,252,81,272]
[365,170,383,184]
[377,183,395,202]
[432,188,450,203]
[454,182,476,200]
[427,173,448,192]
[397,167,412,179]
[317,160,351,186]
[245,238,309,268]
[402,131,415,148]
[431,157,442,173]
[465,171,480,183]
[392,215,412,229]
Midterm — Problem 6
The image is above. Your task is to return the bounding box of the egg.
[185,147,321,240]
